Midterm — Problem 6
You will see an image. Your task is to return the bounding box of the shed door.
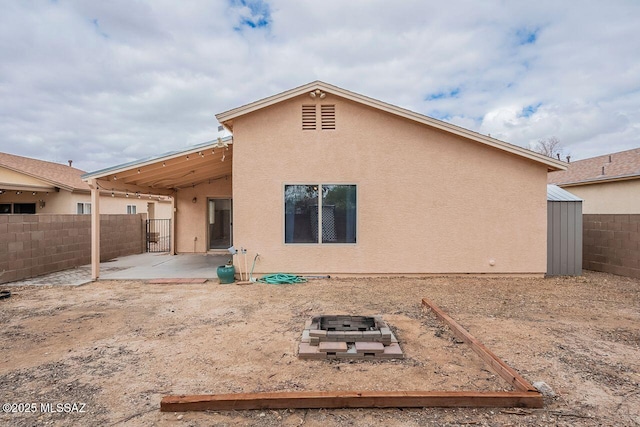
[547,201,582,276]
[208,198,232,249]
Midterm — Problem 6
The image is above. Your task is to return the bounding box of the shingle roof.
[0,152,89,192]
[548,147,640,186]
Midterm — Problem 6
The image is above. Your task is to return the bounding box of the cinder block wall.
[0,214,145,284]
[583,214,640,279]
[101,214,146,260]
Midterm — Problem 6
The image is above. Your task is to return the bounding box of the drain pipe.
[243,248,248,282]
[239,247,248,281]
[228,246,242,280]
[249,253,260,282]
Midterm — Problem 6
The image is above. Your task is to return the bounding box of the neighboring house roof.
[216,80,567,172]
[547,185,582,202]
[0,152,89,192]
[548,147,640,186]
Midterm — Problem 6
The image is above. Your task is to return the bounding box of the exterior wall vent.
[302,105,316,130]
[321,105,336,130]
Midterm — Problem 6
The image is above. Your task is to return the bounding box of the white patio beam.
[88,179,100,281]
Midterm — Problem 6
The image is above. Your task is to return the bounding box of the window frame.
[77,202,91,214]
[13,203,36,214]
[127,205,137,214]
[283,183,357,245]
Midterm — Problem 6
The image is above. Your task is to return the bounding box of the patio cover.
[81,137,233,280]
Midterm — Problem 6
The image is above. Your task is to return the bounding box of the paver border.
[160,298,543,411]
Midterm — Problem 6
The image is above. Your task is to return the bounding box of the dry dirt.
[0,271,639,426]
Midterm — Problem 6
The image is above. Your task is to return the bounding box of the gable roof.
[0,152,89,192]
[216,80,567,171]
[548,147,640,186]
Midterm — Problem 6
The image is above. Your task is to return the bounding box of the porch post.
[89,179,100,280]
[170,194,176,255]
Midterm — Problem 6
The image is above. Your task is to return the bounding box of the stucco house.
[0,152,171,217]
[83,81,566,279]
[548,147,640,214]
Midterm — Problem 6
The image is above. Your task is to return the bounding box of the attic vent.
[302,105,316,130]
[321,105,336,130]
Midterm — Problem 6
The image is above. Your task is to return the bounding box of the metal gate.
[146,219,171,253]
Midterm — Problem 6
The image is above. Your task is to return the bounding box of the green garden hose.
[257,273,307,285]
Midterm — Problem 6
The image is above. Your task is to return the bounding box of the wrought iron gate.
[146,219,171,253]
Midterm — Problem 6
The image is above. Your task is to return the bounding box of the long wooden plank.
[161,391,543,412]
[147,278,207,284]
[421,298,536,392]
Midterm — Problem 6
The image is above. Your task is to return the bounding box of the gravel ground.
[0,270,638,426]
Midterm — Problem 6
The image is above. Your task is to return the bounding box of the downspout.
[88,179,101,280]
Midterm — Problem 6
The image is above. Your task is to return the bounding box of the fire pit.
[298,315,403,360]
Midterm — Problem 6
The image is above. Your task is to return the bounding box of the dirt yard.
[1,271,639,426]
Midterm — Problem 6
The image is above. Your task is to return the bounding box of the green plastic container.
[217,265,236,284]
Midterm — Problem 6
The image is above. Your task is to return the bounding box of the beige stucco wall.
[562,180,640,214]
[0,167,82,213]
[0,167,53,188]
[230,94,549,275]
[43,191,87,213]
[98,195,166,216]
[175,178,232,253]
[1,166,174,216]
[0,188,168,216]
[153,199,173,219]
[0,189,84,214]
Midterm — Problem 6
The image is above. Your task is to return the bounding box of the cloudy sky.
[1,1,639,172]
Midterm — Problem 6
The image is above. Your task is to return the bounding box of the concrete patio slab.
[3,253,230,286]
[99,253,229,280]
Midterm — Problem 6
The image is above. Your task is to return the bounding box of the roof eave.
[556,173,640,187]
[0,164,79,192]
[216,80,323,125]
[0,183,57,192]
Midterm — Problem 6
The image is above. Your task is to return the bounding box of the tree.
[534,136,569,161]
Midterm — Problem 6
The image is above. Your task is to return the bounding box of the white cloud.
[0,0,639,171]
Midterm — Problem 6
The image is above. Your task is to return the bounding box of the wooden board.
[234,281,255,286]
[147,278,208,284]
[161,391,542,412]
[421,297,536,392]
